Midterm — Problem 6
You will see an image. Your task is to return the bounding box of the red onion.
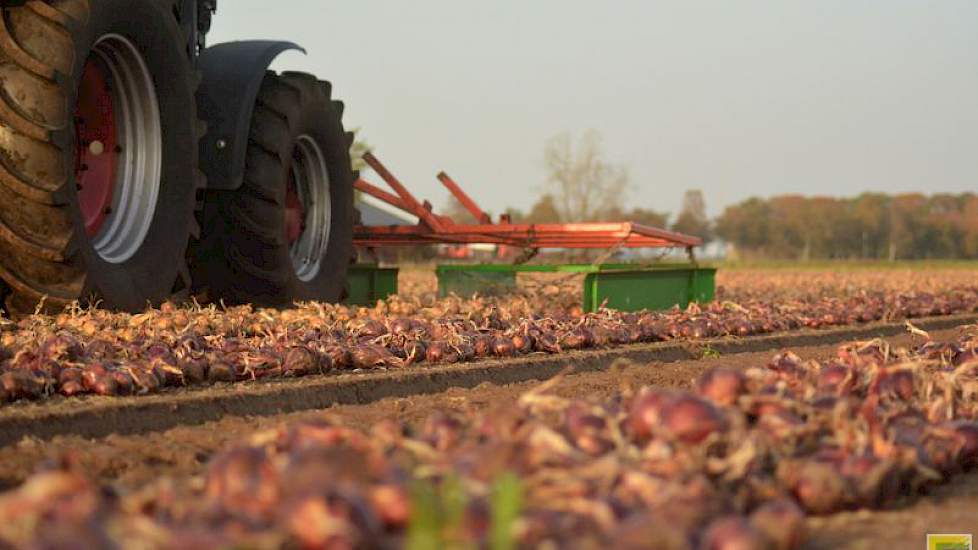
[749,499,805,550]
[699,516,769,550]
[696,368,746,406]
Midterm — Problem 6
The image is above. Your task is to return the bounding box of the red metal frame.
[75,57,120,237]
[285,169,305,245]
[437,171,491,224]
[354,153,702,251]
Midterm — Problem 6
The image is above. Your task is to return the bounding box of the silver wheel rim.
[290,135,332,282]
[90,34,162,264]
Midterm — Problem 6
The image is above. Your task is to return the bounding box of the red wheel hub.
[74,57,120,237]
[285,171,306,245]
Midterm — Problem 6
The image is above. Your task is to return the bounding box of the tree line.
[716,193,978,260]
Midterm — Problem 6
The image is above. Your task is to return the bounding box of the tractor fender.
[197,40,306,190]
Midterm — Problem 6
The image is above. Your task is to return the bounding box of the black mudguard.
[197,40,305,190]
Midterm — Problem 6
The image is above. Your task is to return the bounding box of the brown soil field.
[0,324,974,548]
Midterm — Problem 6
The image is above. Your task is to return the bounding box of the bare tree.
[672,189,713,242]
[526,194,562,224]
[349,128,371,173]
[543,130,629,222]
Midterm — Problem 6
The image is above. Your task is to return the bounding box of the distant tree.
[888,193,927,260]
[349,128,371,173]
[852,193,891,259]
[502,207,526,223]
[604,206,670,228]
[543,130,629,222]
[715,198,771,254]
[716,192,978,260]
[963,195,978,258]
[671,190,713,242]
[526,194,562,224]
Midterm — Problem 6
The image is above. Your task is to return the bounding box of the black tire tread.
[0,0,204,313]
[201,71,353,306]
[0,1,87,309]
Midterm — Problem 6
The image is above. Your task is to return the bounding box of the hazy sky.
[208,1,978,219]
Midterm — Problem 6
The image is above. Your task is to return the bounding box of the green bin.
[435,263,716,312]
[583,267,717,312]
[344,264,399,305]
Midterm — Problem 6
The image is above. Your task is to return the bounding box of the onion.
[699,516,769,550]
[351,345,397,369]
[565,402,612,455]
[947,420,978,466]
[534,333,561,353]
[781,460,848,514]
[696,368,746,406]
[323,346,351,369]
[389,318,415,336]
[870,369,915,401]
[0,371,42,400]
[91,374,119,396]
[426,341,448,363]
[180,358,208,384]
[627,388,675,440]
[749,499,805,550]
[207,362,236,383]
[422,413,462,452]
[511,333,533,353]
[816,363,855,395]
[472,335,492,358]
[205,447,280,524]
[403,340,426,364]
[661,394,726,444]
[559,328,588,350]
[111,370,135,395]
[284,347,319,377]
[491,337,516,357]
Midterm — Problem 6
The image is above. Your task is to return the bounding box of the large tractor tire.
[0,0,201,313]
[197,72,355,306]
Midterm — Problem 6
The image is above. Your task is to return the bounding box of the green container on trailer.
[436,263,716,312]
[582,267,717,312]
[344,264,399,305]
[689,267,717,303]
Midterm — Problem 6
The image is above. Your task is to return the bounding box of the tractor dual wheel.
[0,0,201,313]
[197,72,354,307]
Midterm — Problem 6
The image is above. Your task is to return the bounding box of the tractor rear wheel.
[0,0,201,313]
[197,72,354,306]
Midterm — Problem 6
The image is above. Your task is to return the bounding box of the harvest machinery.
[0,0,704,315]
[0,0,353,313]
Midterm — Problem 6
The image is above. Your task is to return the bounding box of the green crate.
[435,264,717,311]
[689,267,717,303]
[344,264,399,305]
[583,267,717,312]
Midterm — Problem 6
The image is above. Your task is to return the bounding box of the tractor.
[0,0,355,313]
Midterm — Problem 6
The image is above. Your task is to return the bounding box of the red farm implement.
[353,153,702,254]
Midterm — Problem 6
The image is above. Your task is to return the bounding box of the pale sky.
[208,1,978,219]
